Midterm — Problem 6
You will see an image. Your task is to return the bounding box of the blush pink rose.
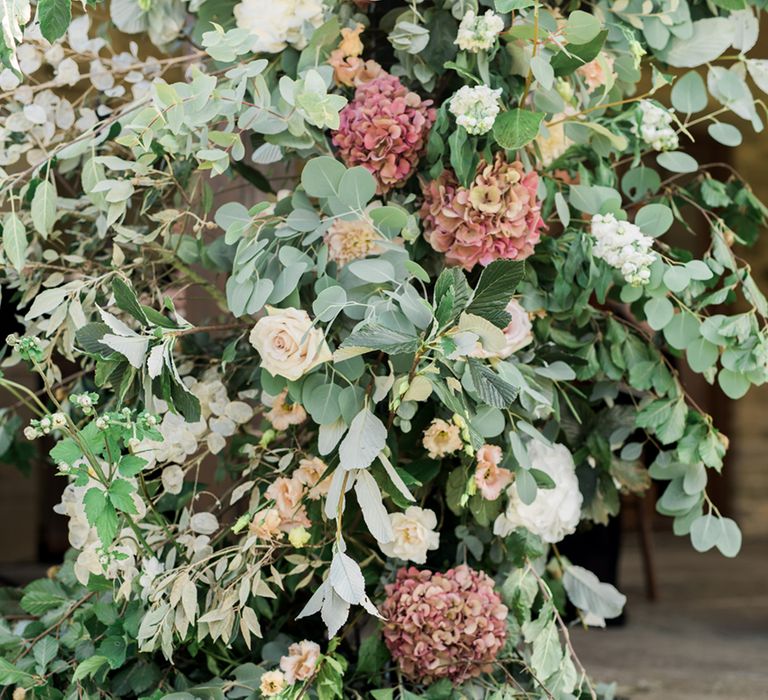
[474,444,513,500]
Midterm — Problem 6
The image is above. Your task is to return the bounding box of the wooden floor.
[571,533,768,699]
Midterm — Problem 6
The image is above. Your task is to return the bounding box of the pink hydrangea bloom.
[420,154,544,271]
[382,564,508,684]
[332,74,436,194]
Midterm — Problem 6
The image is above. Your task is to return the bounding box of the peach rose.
[249,507,283,540]
[265,476,311,531]
[259,670,286,696]
[577,53,615,93]
[250,307,332,381]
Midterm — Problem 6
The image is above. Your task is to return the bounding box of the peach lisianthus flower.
[422,418,463,459]
[249,507,284,540]
[329,54,384,87]
[338,24,364,57]
[294,456,332,499]
[264,390,307,431]
[577,52,615,93]
[265,477,311,531]
[474,444,513,500]
[279,640,321,683]
[324,218,385,267]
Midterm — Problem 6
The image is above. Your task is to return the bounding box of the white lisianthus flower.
[249,306,332,381]
[380,506,440,564]
[494,440,583,543]
[234,0,326,54]
[449,85,502,135]
[590,213,657,286]
[635,100,679,152]
[455,10,505,53]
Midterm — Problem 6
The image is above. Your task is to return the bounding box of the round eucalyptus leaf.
[717,368,750,399]
[635,203,673,237]
[663,312,700,350]
[663,265,691,293]
[707,122,742,147]
[686,337,718,373]
[670,71,707,114]
[644,296,674,331]
[657,151,698,173]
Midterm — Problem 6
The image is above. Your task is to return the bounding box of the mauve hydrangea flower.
[382,564,508,684]
[420,154,544,271]
[332,74,436,193]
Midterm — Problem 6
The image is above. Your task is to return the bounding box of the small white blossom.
[23,425,39,440]
[455,10,504,53]
[50,413,67,429]
[635,100,679,152]
[590,213,657,286]
[449,85,502,135]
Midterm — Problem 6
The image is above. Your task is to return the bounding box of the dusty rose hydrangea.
[421,154,544,271]
[382,564,508,684]
[332,74,436,193]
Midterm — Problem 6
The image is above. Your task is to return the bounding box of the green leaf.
[663,312,699,350]
[33,637,59,670]
[564,10,601,44]
[20,579,69,616]
[656,151,698,173]
[3,212,27,273]
[644,297,674,331]
[339,324,421,355]
[635,203,673,237]
[717,368,750,399]
[492,109,544,150]
[31,180,57,237]
[338,166,376,211]
[663,265,691,293]
[716,517,742,557]
[83,487,119,545]
[690,514,720,552]
[465,259,525,327]
[467,359,519,408]
[113,278,149,325]
[313,286,347,322]
[686,337,718,373]
[108,479,137,514]
[671,71,707,114]
[0,658,35,686]
[301,157,346,198]
[38,0,72,43]
[707,122,742,147]
[73,655,109,682]
[562,565,626,619]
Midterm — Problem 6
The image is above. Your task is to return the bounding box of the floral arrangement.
[0,0,766,698]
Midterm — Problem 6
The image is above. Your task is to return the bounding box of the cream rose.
[234,0,325,54]
[380,506,440,564]
[494,440,583,543]
[422,418,463,459]
[250,307,332,381]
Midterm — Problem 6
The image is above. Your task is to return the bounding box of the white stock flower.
[234,0,326,54]
[380,506,440,564]
[249,306,332,381]
[494,440,583,543]
[449,85,502,135]
[590,213,657,286]
[455,10,504,53]
[635,100,679,152]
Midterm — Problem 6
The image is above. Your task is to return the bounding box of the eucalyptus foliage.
[0,0,766,699]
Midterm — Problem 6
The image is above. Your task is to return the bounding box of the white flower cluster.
[455,10,505,52]
[590,213,657,286]
[132,374,253,494]
[0,15,161,167]
[234,0,326,54]
[449,85,502,135]
[24,412,67,440]
[635,100,679,152]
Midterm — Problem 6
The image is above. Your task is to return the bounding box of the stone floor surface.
[570,533,768,700]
